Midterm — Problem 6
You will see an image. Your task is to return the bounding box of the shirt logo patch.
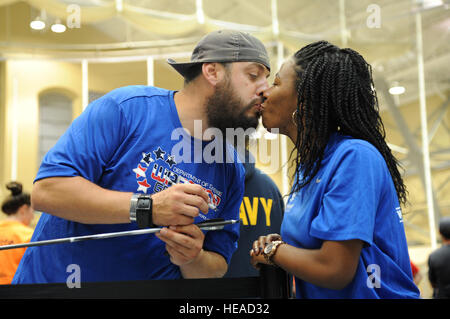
[132,146,223,218]
[395,206,403,223]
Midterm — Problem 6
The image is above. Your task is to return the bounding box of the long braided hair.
[290,41,408,206]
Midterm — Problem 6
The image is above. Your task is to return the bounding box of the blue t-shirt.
[281,133,420,299]
[13,85,244,284]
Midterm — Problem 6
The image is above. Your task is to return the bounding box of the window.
[38,92,73,166]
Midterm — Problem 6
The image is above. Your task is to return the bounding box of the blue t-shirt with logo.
[13,85,244,284]
[281,133,420,299]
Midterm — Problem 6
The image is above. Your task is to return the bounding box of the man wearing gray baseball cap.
[15,29,271,285]
[168,29,270,77]
[154,29,271,276]
[167,29,270,137]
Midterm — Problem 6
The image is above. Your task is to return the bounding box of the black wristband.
[136,194,155,229]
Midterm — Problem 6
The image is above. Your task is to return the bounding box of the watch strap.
[130,194,155,229]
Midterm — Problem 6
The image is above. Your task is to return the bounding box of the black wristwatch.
[129,194,155,229]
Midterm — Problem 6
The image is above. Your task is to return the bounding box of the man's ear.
[202,63,227,86]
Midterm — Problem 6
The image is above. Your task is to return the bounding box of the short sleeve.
[310,143,386,246]
[35,95,126,184]
[202,161,245,264]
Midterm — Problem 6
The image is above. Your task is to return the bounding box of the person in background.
[0,182,34,284]
[410,260,422,287]
[428,217,450,299]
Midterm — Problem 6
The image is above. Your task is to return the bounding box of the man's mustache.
[241,96,266,113]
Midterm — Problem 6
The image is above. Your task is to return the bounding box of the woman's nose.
[260,86,271,101]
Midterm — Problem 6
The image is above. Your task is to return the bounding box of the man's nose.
[256,78,269,97]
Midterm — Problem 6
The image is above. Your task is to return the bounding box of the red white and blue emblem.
[132,146,222,214]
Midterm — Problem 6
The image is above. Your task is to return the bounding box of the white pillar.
[339,0,348,47]
[196,0,205,25]
[147,57,154,87]
[115,0,123,12]
[277,43,290,199]
[81,59,89,110]
[271,0,289,198]
[271,0,280,37]
[415,11,437,249]
[11,77,18,181]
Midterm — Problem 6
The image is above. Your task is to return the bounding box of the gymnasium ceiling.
[0,0,448,108]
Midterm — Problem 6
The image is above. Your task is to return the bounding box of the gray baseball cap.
[167,29,270,77]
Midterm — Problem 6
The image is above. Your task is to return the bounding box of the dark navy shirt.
[225,151,284,278]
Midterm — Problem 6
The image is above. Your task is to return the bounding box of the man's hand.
[155,224,205,266]
[155,224,228,278]
[151,184,210,226]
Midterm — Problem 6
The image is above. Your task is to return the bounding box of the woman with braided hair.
[250,41,420,298]
[0,182,34,284]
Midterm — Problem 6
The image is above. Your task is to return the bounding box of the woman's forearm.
[270,240,363,290]
[271,244,343,289]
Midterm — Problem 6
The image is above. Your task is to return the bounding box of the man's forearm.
[180,249,228,279]
[32,177,208,226]
[32,176,132,224]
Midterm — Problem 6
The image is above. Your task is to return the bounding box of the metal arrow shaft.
[0,219,238,251]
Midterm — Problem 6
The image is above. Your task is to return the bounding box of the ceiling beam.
[375,75,442,222]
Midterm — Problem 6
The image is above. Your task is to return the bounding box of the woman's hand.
[249,233,282,269]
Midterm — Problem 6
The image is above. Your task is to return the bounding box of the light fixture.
[30,18,45,30]
[51,20,66,33]
[389,85,406,95]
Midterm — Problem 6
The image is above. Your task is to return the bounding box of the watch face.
[264,243,273,255]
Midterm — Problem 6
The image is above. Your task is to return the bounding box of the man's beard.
[205,78,261,138]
